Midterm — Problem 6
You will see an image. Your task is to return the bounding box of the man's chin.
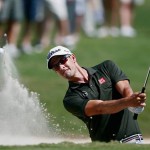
[64,73,73,80]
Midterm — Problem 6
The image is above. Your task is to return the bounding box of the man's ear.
[70,54,76,63]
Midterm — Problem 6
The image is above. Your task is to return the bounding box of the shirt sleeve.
[101,60,129,84]
[63,89,89,119]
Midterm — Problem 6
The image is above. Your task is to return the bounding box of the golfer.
[47,46,146,144]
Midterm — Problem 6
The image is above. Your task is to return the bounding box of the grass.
[1,0,150,149]
[1,142,150,150]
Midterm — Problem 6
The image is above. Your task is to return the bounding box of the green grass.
[1,142,150,150]
[1,0,150,149]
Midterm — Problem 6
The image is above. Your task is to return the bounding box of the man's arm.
[85,80,146,116]
[115,80,133,97]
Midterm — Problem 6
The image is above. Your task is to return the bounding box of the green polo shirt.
[63,60,141,142]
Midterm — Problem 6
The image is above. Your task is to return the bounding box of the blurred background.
[0,0,150,139]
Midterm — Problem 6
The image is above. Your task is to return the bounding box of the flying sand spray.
[0,34,61,145]
[0,35,91,145]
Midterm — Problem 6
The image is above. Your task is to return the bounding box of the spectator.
[83,0,104,37]
[21,0,47,54]
[74,0,86,41]
[45,0,76,49]
[66,0,86,43]
[0,0,24,58]
[66,0,76,35]
[97,0,120,38]
[120,0,136,37]
[97,0,141,38]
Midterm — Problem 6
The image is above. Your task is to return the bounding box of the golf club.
[133,67,150,120]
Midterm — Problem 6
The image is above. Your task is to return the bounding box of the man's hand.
[127,92,146,107]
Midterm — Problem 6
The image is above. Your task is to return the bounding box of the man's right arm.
[84,92,146,117]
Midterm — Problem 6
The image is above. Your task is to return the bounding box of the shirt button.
[90,85,93,87]
[90,117,92,119]
[112,134,116,137]
[90,128,93,131]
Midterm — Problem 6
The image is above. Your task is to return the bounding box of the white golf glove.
[128,107,144,114]
[0,48,4,54]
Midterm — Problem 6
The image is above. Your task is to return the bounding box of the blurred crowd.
[0,0,145,58]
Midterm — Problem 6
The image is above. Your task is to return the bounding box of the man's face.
[50,54,77,80]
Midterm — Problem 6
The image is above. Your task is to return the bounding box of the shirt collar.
[68,67,97,89]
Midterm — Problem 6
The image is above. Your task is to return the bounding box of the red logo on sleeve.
[99,77,106,84]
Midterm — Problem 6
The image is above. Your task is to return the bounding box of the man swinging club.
[47,46,146,144]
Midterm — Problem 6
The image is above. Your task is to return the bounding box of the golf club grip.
[133,113,138,120]
[141,87,145,93]
[133,87,145,120]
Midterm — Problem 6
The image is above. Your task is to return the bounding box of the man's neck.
[71,67,89,83]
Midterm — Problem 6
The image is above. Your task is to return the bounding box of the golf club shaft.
[133,67,150,120]
[133,87,145,120]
